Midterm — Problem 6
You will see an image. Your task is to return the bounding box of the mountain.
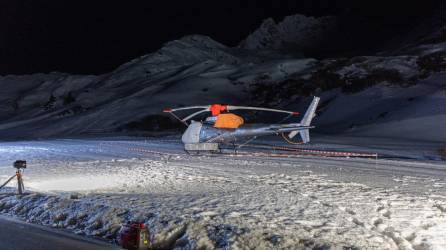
[0,35,315,138]
[239,14,337,53]
[0,14,445,142]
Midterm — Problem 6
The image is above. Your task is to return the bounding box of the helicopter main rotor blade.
[165,106,211,112]
[181,109,211,122]
[164,106,211,124]
[164,105,299,123]
[226,106,299,116]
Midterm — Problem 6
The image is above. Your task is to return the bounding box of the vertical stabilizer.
[301,96,320,126]
[287,96,320,141]
[298,129,310,143]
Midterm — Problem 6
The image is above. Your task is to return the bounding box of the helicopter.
[164,96,320,152]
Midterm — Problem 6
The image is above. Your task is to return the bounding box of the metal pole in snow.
[16,170,24,195]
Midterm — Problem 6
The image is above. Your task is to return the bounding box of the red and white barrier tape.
[99,141,378,159]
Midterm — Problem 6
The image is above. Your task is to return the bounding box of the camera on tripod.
[13,160,27,170]
[0,160,27,195]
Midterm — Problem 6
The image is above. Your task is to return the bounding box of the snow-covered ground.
[0,138,445,249]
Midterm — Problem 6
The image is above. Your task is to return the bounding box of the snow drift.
[1,139,445,249]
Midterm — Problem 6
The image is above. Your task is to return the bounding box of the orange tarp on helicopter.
[214,113,244,129]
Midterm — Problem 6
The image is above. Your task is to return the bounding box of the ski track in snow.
[0,138,445,249]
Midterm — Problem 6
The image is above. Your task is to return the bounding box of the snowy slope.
[0,35,316,138]
[311,74,446,142]
[0,14,445,144]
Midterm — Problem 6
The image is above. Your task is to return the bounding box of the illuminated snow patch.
[26,174,129,192]
[0,145,50,153]
[0,147,26,153]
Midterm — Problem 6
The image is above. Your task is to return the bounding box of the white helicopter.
[164,96,320,152]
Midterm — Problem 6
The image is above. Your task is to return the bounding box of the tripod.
[0,169,25,195]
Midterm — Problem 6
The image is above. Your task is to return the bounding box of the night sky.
[0,0,441,75]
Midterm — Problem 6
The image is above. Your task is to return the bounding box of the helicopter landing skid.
[184,143,220,154]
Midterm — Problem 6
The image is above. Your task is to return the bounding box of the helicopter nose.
[181,121,202,144]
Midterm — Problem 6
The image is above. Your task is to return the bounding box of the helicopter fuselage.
[182,121,312,144]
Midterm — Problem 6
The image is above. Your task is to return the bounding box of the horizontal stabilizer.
[301,96,320,126]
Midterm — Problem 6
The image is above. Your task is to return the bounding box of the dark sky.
[0,0,440,75]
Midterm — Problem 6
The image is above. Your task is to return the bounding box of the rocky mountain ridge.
[0,14,445,141]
